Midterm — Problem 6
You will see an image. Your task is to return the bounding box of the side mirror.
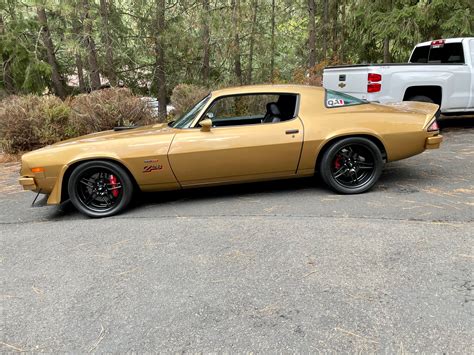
[200,118,213,132]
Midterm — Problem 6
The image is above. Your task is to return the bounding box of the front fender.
[47,154,134,205]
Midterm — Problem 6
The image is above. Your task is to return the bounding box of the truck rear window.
[410,43,465,64]
[325,90,366,108]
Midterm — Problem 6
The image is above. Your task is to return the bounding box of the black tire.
[68,160,134,218]
[320,137,383,194]
[407,95,434,103]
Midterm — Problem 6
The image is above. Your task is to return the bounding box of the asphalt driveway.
[1,117,473,352]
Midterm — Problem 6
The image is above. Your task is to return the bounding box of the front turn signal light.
[31,167,45,173]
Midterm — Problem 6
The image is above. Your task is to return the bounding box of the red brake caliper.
[109,174,119,197]
[334,155,342,169]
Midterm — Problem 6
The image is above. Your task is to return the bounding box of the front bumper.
[425,135,443,149]
[19,177,37,191]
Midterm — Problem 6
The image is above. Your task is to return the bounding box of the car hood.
[46,123,175,149]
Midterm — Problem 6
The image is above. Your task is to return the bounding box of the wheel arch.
[315,134,387,173]
[403,85,443,106]
[59,157,139,204]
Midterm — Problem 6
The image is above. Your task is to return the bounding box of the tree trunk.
[154,0,167,121]
[322,0,328,60]
[383,37,391,63]
[383,0,392,63]
[307,0,316,68]
[0,15,15,94]
[201,0,210,85]
[72,18,86,92]
[231,0,242,85]
[340,0,346,62]
[82,0,101,90]
[270,0,275,82]
[332,0,338,56]
[99,0,117,86]
[36,6,67,99]
[246,0,258,84]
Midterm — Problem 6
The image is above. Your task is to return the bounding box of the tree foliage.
[1,0,472,103]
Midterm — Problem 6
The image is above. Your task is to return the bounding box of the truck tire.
[407,95,434,103]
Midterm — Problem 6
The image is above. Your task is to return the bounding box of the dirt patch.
[0,158,22,195]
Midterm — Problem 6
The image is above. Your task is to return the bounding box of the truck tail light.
[367,73,382,93]
[368,73,382,82]
[367,83,381,92]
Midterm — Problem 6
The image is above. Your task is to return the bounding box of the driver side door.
[168,93,304,186]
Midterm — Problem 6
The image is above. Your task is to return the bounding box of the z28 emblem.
[143,165,163,173]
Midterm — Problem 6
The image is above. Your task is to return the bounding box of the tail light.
[368,83,381,93]
[368,73,382,82]
[427,120,439,132]
[367,73,382,93]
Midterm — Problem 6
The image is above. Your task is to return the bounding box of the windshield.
[169,94,211,128]
[325,90,367,108]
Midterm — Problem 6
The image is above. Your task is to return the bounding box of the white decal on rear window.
[326,99,345,107]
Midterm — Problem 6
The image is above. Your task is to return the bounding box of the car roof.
[211,84,324,96]
[415,37,473,47]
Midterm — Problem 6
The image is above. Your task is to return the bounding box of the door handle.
[285,129,299,134]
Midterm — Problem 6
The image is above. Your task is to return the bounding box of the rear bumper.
[19,177,37,190]
[425,135,443,149]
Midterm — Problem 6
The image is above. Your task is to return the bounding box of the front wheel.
[68,160,134,218]
[319,137,384,194]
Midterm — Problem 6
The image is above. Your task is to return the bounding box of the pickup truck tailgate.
[323,66,369,95]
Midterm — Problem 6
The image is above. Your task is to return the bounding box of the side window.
[201,93,298,127]
[410,45,429,63]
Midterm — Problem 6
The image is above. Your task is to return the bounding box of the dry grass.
[0,88,155,154]
[170,84,209,118]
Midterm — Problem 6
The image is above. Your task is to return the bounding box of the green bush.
[170,84,209,117]
[0,88,155,154]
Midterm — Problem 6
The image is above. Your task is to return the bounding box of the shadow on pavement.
[439,116,474,130]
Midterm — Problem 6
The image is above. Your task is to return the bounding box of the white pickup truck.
[323,38,474,115]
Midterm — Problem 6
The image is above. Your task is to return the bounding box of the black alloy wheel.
[68,161,133,217]
[320,137,383,194]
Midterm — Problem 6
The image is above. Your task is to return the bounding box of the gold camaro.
[19,85,443,217]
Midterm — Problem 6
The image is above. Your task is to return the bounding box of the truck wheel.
[407,95,434,103]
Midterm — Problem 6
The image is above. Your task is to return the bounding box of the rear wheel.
[407,95,434,103]
[68,161,133,218]
[320,137,383,194]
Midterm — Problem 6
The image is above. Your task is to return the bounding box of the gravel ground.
[1,117,473,352]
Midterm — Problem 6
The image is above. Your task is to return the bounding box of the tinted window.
[325,90,367,108]
[410,45,430,63]
[429,43,464,63]
[410,43,465,64]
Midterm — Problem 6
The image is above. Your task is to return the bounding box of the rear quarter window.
[325,90,367,108]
